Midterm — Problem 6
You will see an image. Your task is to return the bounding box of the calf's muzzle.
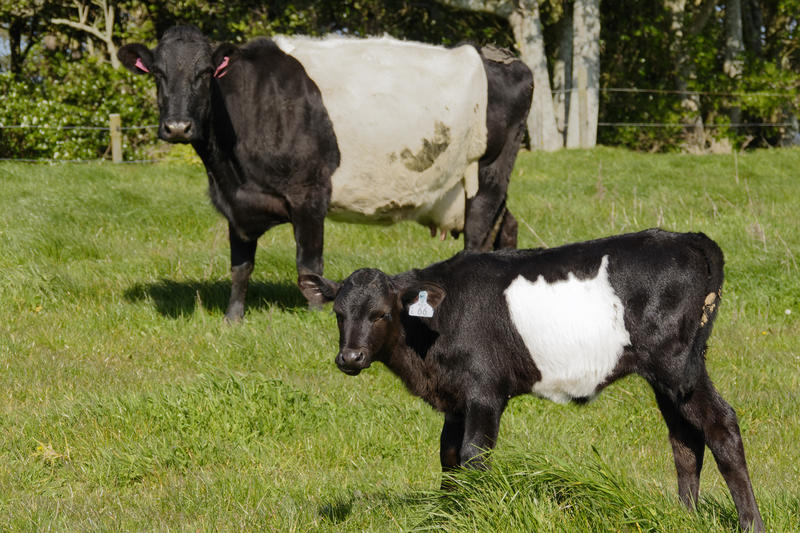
[336,348,368,375]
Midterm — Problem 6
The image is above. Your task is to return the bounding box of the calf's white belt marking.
[504,255,630,404]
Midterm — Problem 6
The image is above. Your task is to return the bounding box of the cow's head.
[300,269,445,376]
[118,25,237,143]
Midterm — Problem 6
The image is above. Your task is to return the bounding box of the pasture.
[1,147,798,531]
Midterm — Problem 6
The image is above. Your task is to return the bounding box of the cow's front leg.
[292,208,326,308]
[460,398,504,470]
[226,224,257,322]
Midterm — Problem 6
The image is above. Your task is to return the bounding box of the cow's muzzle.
[160,119,196,143]
[336,348,369,376]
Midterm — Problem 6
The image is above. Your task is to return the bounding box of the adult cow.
[118,26,532,321]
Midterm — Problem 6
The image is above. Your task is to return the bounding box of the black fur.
[118,26,532,321]
[303,228,763,533]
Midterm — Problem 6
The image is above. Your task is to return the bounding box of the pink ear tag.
[214,56,230,78]
[134,57,150,73]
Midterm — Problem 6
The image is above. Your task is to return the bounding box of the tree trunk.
[552,7,573,144]
[666,0,704,147]
[724,0,744,130]
[509,1,562,151]
[9,19,23,76]
[566,0,600,148]
[742,0,763,57]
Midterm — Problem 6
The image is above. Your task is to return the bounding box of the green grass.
[1,147,799,531]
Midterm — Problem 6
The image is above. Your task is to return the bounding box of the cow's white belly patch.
[274,35,488,233]
[504,256,630,404]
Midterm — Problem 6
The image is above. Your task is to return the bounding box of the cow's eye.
[373,313,390,323]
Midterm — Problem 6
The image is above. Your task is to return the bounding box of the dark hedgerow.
[0,59,159,161]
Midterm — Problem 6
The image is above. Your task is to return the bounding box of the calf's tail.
[687,232,725,362]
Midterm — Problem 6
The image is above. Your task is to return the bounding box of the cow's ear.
[398,282,446,314]
[118,44,154,74]
[212,43,239,78]
[299,274,341,305]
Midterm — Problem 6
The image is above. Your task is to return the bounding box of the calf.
[301,228,763,532]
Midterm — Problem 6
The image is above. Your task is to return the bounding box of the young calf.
[300,229,763,532]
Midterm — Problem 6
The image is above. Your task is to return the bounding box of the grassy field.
[1,147,798,531]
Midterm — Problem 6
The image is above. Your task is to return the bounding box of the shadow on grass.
[124,278,307,317]
[317,489,422,527]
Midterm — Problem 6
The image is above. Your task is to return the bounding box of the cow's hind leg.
[226,225,258,322]
[654,390,705,509]
[464,193,509,252]
[494,208,517,249]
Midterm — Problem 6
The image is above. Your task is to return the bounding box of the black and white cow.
[300,228,764,533]
[118,26,532,321]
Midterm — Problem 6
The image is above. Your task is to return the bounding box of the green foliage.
[2,1,800,155]
[0,57,158,160]
[599,0,800,151]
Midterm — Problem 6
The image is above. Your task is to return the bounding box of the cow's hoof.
[224,303,245,323]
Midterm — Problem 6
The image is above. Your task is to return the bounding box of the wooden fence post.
[109,113,122,163]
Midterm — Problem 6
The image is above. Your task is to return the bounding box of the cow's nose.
[161,120,193,141]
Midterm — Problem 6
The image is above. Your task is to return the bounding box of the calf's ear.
[212,43,240,78]
[399,282,446,311]
[298,274,341,304]
[118,44,154,74]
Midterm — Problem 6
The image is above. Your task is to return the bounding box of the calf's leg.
[654,390,705,509]
[440,413,465,489]
[459,399,504,470]
[226,225,257,322]
[652,370,764,533]
[681,379,764,532]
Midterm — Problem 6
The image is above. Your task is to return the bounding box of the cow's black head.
[300,269,445,376]
[118,26,236,143]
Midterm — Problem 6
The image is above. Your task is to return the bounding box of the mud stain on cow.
[400,121,451,172]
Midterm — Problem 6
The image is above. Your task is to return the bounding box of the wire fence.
[1,87,797,163]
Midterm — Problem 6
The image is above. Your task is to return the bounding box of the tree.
[0,0,49,75]
[565,0,599,148]
[52,0,120,68]
[724,0,744,129]
[437,0,600,150]
[508,1,562,150]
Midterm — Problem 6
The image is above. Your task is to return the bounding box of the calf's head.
[118,25,236,143]
[300,269,445,376]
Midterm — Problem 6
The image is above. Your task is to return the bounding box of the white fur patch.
[274,35,488,233]
[504,256,630,404]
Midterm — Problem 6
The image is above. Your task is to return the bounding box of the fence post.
[109,113,122,163]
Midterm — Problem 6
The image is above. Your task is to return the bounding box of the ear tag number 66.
[408,291,434,318]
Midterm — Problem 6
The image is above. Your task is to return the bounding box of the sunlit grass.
[1,147,798,531]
